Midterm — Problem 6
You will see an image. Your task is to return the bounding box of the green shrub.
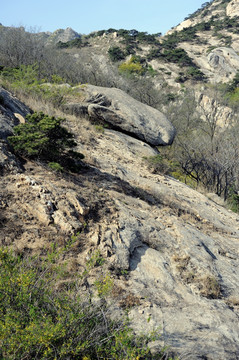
[144,154,197,188]
[186,67,206,81]
[108,46,126,62]
[146,48,162,61]
[212,16,239,34]
[1,64,40,86]
[117,29,158,45]
[105,28,117,34]
[151,40,196,67]
[117,29,130,37]
[96,30,106,36]
[147,65,158,76]
[119,58,145,76]
[227,189,239,213]
[196,21,211,31]
[163,48,195,67]
[48,162,64,172]
[165,93,178,103]
[8,112,76,159]
[136,32,157,44]
[57,38,82,49]
[226,70,239,93]
[0,64,82,107]
[94,124,105,133]
[207,45,217,53]
[171,170,197,189]
[175,67,206,83]
[161,35,179,50]
[184,1,212,20]
[124,44,136,55]
[0,247,173,359]
[143,154,171,175]
[51,74,65,84]
[225,87,239,108]
[8,111,84,171]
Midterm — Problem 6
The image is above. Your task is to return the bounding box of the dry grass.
[172,254,191,273]
[172,254,221,298]
[198,275,221,299]
[112,284,141,309]
[226,297,239,307]
[118,293,141,309]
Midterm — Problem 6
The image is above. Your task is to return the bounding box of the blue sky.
[2,0,206,35]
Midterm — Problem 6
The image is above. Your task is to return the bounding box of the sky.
[2,0,206,35]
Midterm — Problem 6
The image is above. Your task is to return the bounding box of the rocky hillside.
[42,27,81,45]
[0,1,239,358]
[1,0,239,86]
[40,0,239,85]
[165,0,239,83]
[1,79,239,359]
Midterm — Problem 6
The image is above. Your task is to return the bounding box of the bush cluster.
[162,14,239,50]
[184,1,213,21]
[107,29,160,63]
[227,188,239,213]
[8,111,84,172]
[118,56,146,76]
[108,46,126,62]
[57,38,82,48]
[0,247,171,359]
[0,64,85,107]
[117,29,159,45]
[176,67,206,83]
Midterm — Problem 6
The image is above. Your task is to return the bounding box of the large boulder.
[207,47,239,78]
[0,88,30,127]
[64,85,176,146]
[0,88,30,173]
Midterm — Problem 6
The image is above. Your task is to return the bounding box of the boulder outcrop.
[207,47,239,78]
[0,88,30,173]
[46,27,81,44]
[64,85,176,146]
[0,88,29,129]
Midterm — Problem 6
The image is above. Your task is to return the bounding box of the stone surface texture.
[0,88,29,173]
[226,0,239,17]
[0,87,239,359]
[64,84,176,146]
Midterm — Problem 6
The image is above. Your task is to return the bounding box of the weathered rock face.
[1,89,239,359]
[164,0,239,83]
[46,27,81,44]
[0,88,30,127]
[64,85,176,146]
[71,96,239,359]
[0,140,22,174]
[207,47,239,79]
[0,88,30,173]
[196,92,234,127]
[226,0,239,17]
[97,186,239,359]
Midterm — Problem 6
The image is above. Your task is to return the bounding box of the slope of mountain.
[44,27,81,45]
[0,1,239,358]
[76,0,239,84]
[1,85,239,360]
